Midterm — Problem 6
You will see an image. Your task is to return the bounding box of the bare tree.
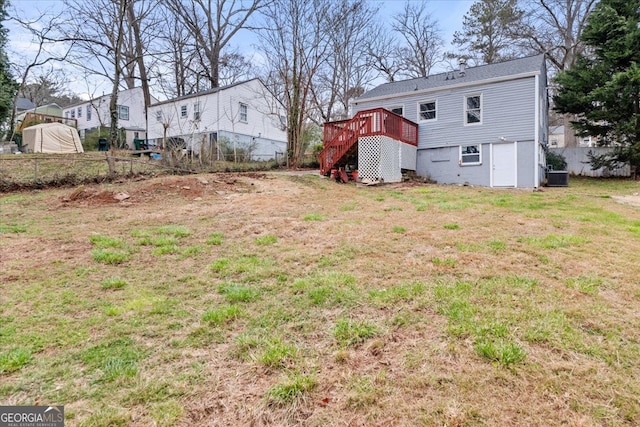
[392,2,444,79]
[162,0,266,89]
[259,0,331,167]
[367,31,403,83]
[63,0,131,87]
[312,0,378,122]
[218,49,256,87]
[520,0,597,72]
[18,69,83,107]
[519,0,598,147]
[153,7,198,98]
[7,10,74,140]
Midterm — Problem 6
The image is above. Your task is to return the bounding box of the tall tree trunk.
[127,0,151,141]
[563,113,577,147]
[109,0,128,155]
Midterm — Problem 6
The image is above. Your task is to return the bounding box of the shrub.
[546,151,567,171]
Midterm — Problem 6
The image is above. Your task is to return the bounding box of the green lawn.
[1,173,639,426]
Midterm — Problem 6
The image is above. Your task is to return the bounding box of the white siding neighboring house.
[549,125,565,148]
[349,55,548,188]
[147,79,287,161]
[61,87,157,149]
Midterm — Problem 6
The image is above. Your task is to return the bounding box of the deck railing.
[17,112,77,130]
[319,108,418,174]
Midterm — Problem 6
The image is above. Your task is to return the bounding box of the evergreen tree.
[554,0,640,172]
[452,0,524,65]
[0,0,17,128]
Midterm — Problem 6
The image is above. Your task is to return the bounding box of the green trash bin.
[134,138,143,150]
[98,138,109,151]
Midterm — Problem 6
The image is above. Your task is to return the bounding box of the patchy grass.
[2,173,640,425]
[333,318,379,347]
[101,277,127,290]
[255,234,278,245]
[0,348,32,374]
[202,304,243,326]
[205,231,224,245]
[265,371,317,404]
[303,213,324,221]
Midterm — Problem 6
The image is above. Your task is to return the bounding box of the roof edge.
[353,70,540,106]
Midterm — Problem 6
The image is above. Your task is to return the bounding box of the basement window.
[460,144,481,165]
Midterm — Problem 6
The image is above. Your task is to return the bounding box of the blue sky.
[7,0,475,98]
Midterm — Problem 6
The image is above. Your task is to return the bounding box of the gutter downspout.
[534,74,540,188]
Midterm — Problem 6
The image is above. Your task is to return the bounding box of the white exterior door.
[492,143,516,187]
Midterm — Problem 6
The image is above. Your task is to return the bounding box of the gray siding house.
[351,55,548,188]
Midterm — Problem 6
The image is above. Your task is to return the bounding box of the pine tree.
[0,0,17,128]
[452,0,524,65]
[554,0,640,172]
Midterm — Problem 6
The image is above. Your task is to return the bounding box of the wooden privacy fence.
[549,147,631,177]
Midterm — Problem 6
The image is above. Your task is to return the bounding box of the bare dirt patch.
[612,194,640,208]
[56,173,269,208]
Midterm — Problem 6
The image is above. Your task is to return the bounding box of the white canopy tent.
[22,123,84,154]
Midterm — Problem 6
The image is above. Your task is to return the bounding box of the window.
[390,106,403,116]
[465,94,482,125]
[460,144,482,165]
[156,110,163,122]
[65,111,69,119]
[70,109,75,119]
[181,105,187,118]
[550,138,558,146]
[194,102,200,120]
[77,107,82,118]
[239,103,248,122]
[86,105,92,121]
[118,105,129,120]
[419,100,436,121]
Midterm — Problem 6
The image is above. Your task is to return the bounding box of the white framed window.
[390,106,404,116]
[194,102,201,120]
[418,100,437,121]
[460,144,482,165]
[156,110,162,122]
[77,107,82,118]
[118,105,129,120]
[464,94,482,125]
[65,111,69,118]
[70,109,75,119]
[86,105,92,121]
[239,103,248,122]
[180,105,187,118]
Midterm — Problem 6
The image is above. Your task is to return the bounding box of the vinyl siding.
[416,145,491,186]
[353,76,537,150]
[62,87,149,133]
[147,80,287,159]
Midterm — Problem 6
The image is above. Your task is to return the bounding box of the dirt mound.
[57,173,268,207]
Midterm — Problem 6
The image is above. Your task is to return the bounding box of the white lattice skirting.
[357,136,416,183]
